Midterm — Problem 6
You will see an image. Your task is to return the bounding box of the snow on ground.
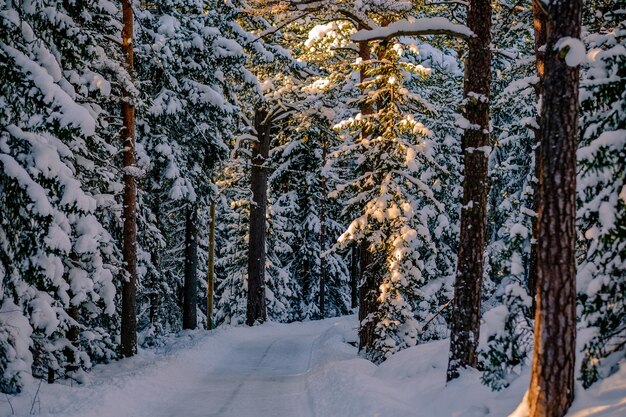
[1,316,624,417]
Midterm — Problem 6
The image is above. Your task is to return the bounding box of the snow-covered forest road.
[56,322,351,417]
[156,330,320,417]
[4,319,359,417]
[2,316,624,417]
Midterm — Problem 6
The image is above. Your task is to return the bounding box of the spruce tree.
[0,0,122,390]
[578,11,625,388]
[133,0,249,334]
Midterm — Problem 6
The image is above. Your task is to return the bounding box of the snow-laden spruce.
[577,16,626,388]
[0,0,122,392]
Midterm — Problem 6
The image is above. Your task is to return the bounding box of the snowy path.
[7,319,357,417]
[156,332,318,417]
[2,316,624,417]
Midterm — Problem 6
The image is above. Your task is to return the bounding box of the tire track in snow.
[210,337,283,416]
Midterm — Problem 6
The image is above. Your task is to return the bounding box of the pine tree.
[120,0,138,359]
[447,0,492,381]
[527,0,582,413]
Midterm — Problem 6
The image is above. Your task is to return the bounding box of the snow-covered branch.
[351,17,473,42]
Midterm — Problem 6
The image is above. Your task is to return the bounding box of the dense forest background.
[0,1,623,415]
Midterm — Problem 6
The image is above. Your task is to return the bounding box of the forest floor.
[2,316,624,417]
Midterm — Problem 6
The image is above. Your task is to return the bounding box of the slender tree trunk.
[446,0,492,381]
[528,1,581,415]
[350,245,359,309]
[120,0,138,358]
[528,0,547,316]
[206,199,216,330]
[183,206,198,330]
[356,34,377,352]
[319,135,327,319]
[246,107,270,326]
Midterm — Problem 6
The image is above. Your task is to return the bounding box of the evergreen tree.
[527,0,582,413]
[215,155,251,325]
[132,0,253,336]
[446,0,492,381]
[578,12,625,388]
[0,0,122,390]
[270,111,351,320]
[333,39,450,361]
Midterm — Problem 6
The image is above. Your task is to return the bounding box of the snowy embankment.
[1,316,624,417]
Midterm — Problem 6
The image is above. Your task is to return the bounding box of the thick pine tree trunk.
[120,0,138,358]
[206,200,216,330]
[528,0,547,315]
[446,0,492,381]
[183,206,198,330]
[319,135,327,319]
[528,0,581,415]
[246,107,270,326]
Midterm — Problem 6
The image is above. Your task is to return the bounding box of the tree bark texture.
[528,0,581,415]
[206,200,216,330]
[246,107,270,326]
[447,0,492,381]
[120,0,138,358]
[528,0,548,316]
[183,206,198,330]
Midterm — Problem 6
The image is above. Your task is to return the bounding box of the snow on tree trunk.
[528,0,582,414]
[447,0,492,381]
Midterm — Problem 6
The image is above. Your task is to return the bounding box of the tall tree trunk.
[183,206,198,330]
[120,0,138,358]
[246,107,270,326]
[528,0,581,415]
[319,135,327,319]
[528,0,547,316]
[356,35,377,352]
[206,199,216,330]
[446,0,492,381]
